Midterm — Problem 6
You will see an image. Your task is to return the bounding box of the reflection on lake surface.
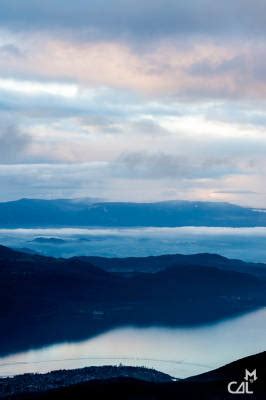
[1,226,266,262]
[1,308,266,378]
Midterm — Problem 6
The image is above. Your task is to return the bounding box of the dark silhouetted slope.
[75,252,266,278]
[0,246,266,355]
[1,352,265,399]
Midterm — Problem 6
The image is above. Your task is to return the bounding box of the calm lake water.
[1,308,266,378]
[1,226,266,262]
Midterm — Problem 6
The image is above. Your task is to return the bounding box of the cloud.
[113,151,245,180]
[0,119,30,163]
[0,1,266,41]
[0,2,266,102]
[2,35,266,100]
[0,163,109,200]
[80,117,169,137]
[0,44,24,58]
[1,160,264,207]
[213,190,258,195]
[0,1,265,207]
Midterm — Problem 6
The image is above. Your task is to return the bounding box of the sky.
[0,1,266,206]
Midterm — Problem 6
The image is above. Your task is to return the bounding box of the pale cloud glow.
[0,78,78,98]
[159,114,266,141]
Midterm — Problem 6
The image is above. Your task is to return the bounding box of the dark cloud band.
[1,0,266,40]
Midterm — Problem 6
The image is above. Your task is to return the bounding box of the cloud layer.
[1,35,266,99]
[1,1,266,39]
[0,1,265,206]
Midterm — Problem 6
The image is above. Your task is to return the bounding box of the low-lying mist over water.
[1,226,266,262]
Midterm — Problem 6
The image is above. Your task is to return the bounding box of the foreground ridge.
[0,352,265,399]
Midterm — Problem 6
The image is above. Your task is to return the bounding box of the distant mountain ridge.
[0,198,266,227]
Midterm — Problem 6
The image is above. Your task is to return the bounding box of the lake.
[1,308,266,379]
[1,226,266,262]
